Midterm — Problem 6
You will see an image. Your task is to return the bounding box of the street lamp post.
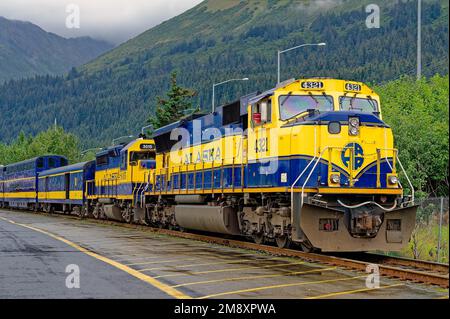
[112,135,133,146]
[141,124,153,136]
[417,0,422,80]
[212,77,249,113]
[277,42,326,84]
[81,148,102,156]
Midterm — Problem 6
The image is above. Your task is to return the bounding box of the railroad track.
[4,209,449,289]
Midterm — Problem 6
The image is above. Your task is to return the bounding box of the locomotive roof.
[4,155,67,169]
[152,91,259,140]
[95,144,123,158]
[39,161,94,177]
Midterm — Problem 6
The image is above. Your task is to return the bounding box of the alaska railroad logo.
[341,143,364,170]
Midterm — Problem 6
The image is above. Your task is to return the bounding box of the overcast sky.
[0,0,203,44]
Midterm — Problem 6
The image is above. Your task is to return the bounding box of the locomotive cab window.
[120,151,128,170]
[96,154,109,166]
[130,151,156,162]
[251,98,272,126]
[340,96,379,113]
[279,95,333,121]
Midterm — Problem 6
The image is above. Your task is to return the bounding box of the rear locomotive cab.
[247,78,417,251]
[87,138,156,223]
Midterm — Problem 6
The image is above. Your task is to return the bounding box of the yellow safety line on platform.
[126,257,200,266]
[0,216,191,300]
[140,257,282,272]
[197,275,366,299]
[305,283,404,299]
[154,261,307,279]
[121,252,257,264]
[172,266,337,288]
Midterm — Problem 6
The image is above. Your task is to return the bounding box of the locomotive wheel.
[253,233,265,245]
[300,240,314,253]
[92,207,100,219]
[122,209,133,224]
[275,235,291,249]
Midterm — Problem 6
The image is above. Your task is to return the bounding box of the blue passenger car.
[38,161,95,213]
[0,156,68,209]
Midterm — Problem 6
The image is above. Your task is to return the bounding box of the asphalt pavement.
[0,215,171,298]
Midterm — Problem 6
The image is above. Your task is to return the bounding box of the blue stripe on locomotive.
[152,156,394,192]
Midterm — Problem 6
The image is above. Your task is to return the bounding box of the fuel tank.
[174,205,240,235]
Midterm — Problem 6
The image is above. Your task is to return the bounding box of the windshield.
[279,95,333,120]
[130,151,155,162]
[340,97,379,113]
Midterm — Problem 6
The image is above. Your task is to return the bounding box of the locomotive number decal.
[255,137,268,153]
[344,83,362,92]
[140,143,155,150]
[341,143,364,170]
[301,81,324,90]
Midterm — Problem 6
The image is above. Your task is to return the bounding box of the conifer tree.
[149,72,197,129]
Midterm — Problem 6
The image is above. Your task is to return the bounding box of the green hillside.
[0,0,447,146]
[0,16,113,82]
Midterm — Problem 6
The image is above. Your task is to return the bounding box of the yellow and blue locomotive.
[86,138,156,223]
[0,78,418,252]
[143,78,417,252]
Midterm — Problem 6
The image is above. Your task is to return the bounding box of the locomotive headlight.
[348,117,360,136]
[330,173,340,185]
[349,117,359,127]
[350,127,358,135]
[388,175,399,185]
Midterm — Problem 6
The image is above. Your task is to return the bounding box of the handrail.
[300,147,331,210]
[396,153,415,204]
[138,174,150,208]
[290,126,317,224]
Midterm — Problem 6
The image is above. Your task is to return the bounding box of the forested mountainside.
[0,16,113,81]
[0,0,447,145]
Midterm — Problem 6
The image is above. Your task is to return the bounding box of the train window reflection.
[340,97,378,113]
[130,151,155,162]
[279,95,333,120]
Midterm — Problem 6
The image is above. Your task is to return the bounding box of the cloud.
[0,0,203,44]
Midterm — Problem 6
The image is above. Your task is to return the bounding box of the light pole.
[212,77,249,113]
[81,148,102,157]
[141,124,153,136]
[112,135,133,146]
[277,42,326,84]
[417,0,422,80]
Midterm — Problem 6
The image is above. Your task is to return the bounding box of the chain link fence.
[404,197,449,263]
